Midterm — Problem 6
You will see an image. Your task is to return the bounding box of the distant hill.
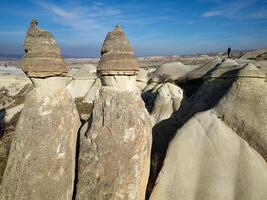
[0,53,22,60]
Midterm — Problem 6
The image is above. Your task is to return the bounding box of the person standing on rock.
[75,25,152,200]
[0,20,80,200]
[227,46,231,58]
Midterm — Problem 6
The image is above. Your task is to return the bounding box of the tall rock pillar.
[76,25,152,200]
[0,20,80,200]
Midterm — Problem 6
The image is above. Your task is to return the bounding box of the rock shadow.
[146,66,241,199]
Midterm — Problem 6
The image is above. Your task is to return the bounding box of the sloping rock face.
[147,59,267,196]
[66,65,98,99]
[76,87,152,200]
[0,87,80,200]
[0,74,33,183]
[216,64,267,159]
[173,62,267,160]
[150,83,183,125]
[240,48,267,61]
[98,25,139,76]
[150,110,267,200]
[21,20,68,78]
[150,62,199,83]
[136,68,149,91]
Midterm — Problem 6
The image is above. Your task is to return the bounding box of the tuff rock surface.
[150,110,267,200]
[0,86,80,200]
[215,63,267,160]
[150,83,183,125]
[76,87,152,200]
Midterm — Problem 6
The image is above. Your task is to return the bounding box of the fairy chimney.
[98,25,139,90]
[75,26,152,200]
[0,20,80,200]
[21,19,68,78]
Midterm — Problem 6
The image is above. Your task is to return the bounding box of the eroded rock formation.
[0,20,80,200]
[150,110,267,200]
[76,26,152,200]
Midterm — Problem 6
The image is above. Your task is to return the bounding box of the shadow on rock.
[146,67,241,199]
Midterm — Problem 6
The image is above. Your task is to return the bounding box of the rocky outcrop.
[76,88,152,200]
[240,48,267,61]
[136,68,149,91]
[150,110,267,200]
[185,58,222,80]
[66,65,98,99]
[216,63,267,159]
[149,62,198,83]
[21,20,68,78]
[150,83,183,125]
[0,20,80,200]
[147,59,267,196]
[0,73,33,183]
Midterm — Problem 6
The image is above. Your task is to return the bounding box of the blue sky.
[0,0,267,57]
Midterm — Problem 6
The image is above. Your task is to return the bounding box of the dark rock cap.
[21,19,68,78]
[97,25,139,76]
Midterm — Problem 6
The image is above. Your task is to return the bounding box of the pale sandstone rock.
[150,83,183,125]
[31,77,68,89]
[150,62,199,83]
[84,78,101,104]
[4,104,24,123]
[0,75,32,98]
[150,110,267,200]
[148,60,267,195]
[136,68,149,91]
[0,86,80,200]
[66,66,97,99]
[240,48,267,60]
[100,75,137,91]
[76,87,152,200]
[216,63,267,159]
[186,58,222,80]
[204,58,240,78]
[0,81,33,183]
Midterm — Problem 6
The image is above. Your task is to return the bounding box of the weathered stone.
[0,80,33,183]
[204,58,241,78]
[186,58,222,80]
[240,48,267,60]
[97,25,139,76]
[150,83,183,125]
[21,20,68,78]
[150,62,198,83]
[0,86,80,200]
[136,68,149,91]
[76,87,152,200]
[67,66,97,99]
[84,78,101,104]
[150,110,267,200]
[147,60,267,195]
[100,75,137,91]
[215,63,267,160]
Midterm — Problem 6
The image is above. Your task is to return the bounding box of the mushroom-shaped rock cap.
[98,25,139,76]
[21,19,68,78]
